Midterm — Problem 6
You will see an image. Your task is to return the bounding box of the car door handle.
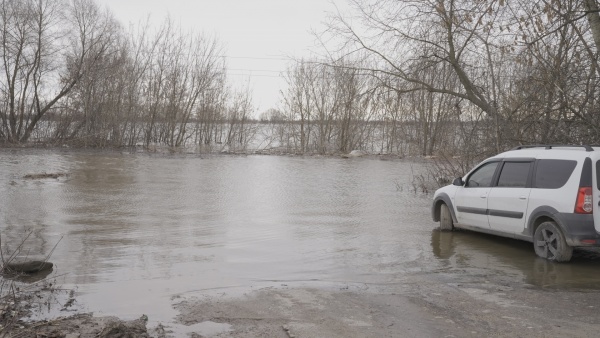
[519,196,527,200]
[480,195,487,199]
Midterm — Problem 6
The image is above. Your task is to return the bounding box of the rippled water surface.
[1,149,600,324]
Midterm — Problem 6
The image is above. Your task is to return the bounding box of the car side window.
[597,160,600,190]
[497,162,531,187]
[536,160,577,189]
[466,162,499,188]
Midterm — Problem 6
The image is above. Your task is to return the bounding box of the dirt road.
[169,271,600,337]
[8,267,600,338]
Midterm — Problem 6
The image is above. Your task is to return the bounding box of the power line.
[130,50,293,61]
[228,68,282,73]
[224,55,289,61]
[227,73,283,78]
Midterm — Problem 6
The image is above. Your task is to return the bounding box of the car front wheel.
[439,203,454,231]
[533,221,573,262]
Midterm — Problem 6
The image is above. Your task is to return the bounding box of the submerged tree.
[309,0,600,154]
[0,0,118,143]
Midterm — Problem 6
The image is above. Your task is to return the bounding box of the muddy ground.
[4,267,600,338]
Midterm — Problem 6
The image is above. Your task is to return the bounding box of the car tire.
[533,221,573,262]
[431,229,455,258]
[439,203,454,231]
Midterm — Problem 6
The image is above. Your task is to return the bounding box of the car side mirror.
[452,177,464,186]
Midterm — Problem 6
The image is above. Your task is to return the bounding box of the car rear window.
[534,160,577,189]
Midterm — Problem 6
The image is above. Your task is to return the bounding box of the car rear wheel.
[533,221,573,262]
[439,203,454,231]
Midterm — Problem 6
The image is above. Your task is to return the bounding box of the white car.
[432,145,600,262]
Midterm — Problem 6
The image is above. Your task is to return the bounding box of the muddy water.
[1,149,600,325]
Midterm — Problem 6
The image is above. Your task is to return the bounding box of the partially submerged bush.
[411,153,486,194]
[23,173,68,180]
[0,231,59,336]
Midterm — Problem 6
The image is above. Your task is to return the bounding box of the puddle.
[170,321,233,337]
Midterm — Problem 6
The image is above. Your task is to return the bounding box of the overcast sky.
[96,0,346,114]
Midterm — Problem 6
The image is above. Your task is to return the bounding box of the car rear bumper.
[555,213,600,246]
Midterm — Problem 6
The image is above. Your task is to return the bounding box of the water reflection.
[431,229,600,289]
[10,267,54,284]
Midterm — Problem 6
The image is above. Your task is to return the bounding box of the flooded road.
[2,149,600,331]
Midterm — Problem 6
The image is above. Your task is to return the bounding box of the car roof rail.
[510,144,594,152]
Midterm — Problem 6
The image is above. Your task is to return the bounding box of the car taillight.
[575,187,593,214]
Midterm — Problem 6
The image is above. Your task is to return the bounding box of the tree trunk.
[584,0,600,51]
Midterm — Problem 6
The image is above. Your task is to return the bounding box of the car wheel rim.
[536,228,558,259]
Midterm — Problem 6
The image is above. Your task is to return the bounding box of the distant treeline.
[2,0,600,163]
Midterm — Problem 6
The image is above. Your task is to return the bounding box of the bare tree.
[224,86,255,151]
[0,0,118,143]
[283,59,315,153]
[320,0,527,152]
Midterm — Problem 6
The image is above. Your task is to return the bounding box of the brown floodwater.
[1,149,600,328]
